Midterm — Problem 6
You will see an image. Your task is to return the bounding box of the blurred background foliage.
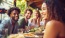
[17,0,27,16]
[17,0,34,16]
[0,0,3,4]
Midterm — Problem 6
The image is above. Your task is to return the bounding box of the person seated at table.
[28,9,41,29]
[42,0,65,38]
[18,8,33,31]
[0,7,20,35]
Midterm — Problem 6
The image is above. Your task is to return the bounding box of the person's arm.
[0,20,7,31]
[43,21,59,38]
[37,18,40,27]
[0,20,8,35]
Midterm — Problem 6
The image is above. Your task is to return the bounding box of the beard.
[27,16,31,19]
[12,16,19,22]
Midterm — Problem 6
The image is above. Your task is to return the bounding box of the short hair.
[24,8,33,15]
[8,7,20,16]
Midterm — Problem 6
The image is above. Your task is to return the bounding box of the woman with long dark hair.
[42,0,65,38]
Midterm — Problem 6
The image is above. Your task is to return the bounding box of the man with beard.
[0,7,20,35]
[18,8,33,32]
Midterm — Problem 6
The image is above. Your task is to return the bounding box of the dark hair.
[8,7,20,16]
[24,8,33,15]
[45,0,65,23]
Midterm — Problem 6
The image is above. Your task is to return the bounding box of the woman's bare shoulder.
[46,20,64,30]
[46,20,64,26]
[44,20,64,38]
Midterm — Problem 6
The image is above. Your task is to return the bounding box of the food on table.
[24,33,35,37]
[8,34,25,38]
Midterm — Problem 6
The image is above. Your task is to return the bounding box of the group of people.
[0,0,65,38]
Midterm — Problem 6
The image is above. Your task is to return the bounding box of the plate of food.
[8,34,25,38]
[24,33,35,37]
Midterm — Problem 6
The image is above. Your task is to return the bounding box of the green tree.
[17,0,27,15]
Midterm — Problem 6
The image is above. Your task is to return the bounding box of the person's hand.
[18,29,24,33]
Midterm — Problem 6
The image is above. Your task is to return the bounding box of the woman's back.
[57,21,65,38]
[44,20,65,38]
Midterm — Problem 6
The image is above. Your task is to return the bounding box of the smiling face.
[33,10,40,18]
[25,10,32,19]
[41,2,48,20]
[10,10,19,21]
